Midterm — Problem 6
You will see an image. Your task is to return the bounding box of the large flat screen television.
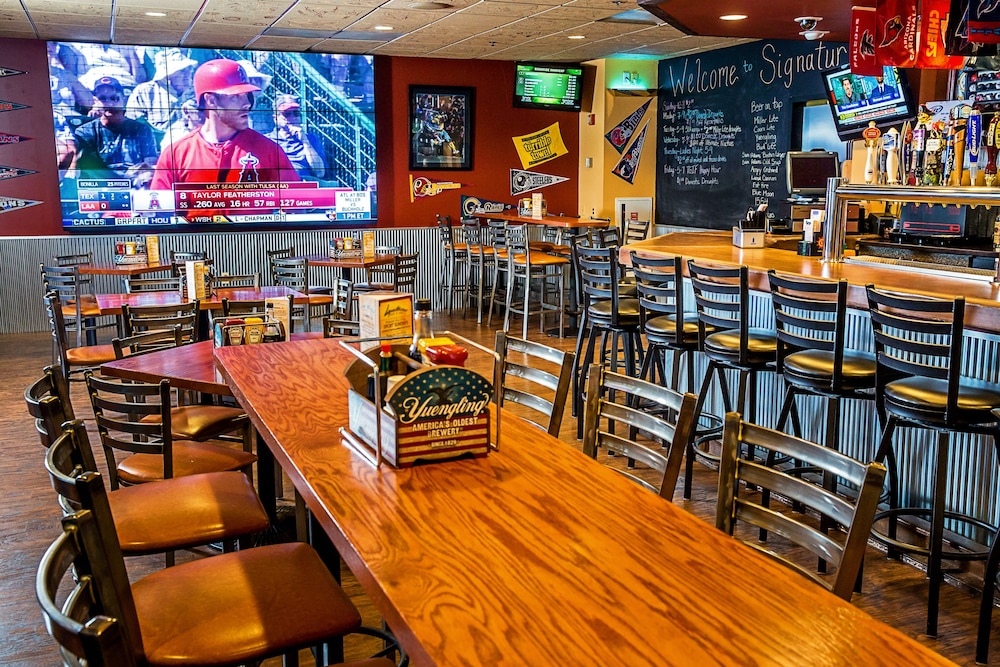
[513,62,584,112]
[48,43,376,231]
[820,65,916,141]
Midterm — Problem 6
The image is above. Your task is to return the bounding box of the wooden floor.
[3,309,1000,666]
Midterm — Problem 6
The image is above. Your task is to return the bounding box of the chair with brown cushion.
[323,315,361,338]
[582,363,698,500]
[169,249,208,277]
[41,264,116,348]
[24,365,74,449]
[44,419,269,563]
[112,327,185,359]
[867,286,1000,637]
[123,276,183,293]
[716,412,886,601]
[494,331,574,436]
[272,256,333,331]
[122,300,200,342]
[85,371,257,491]
[353,252,419,294]
[37,504,401,666]
[43,292,118,411]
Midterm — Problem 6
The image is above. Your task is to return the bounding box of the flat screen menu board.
[656,40,849,230]
[48,43,376,231]
[513,62,583,112]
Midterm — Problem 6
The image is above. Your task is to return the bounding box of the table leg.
[255,429,278,524]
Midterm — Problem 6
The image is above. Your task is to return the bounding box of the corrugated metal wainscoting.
[2,227,441,335]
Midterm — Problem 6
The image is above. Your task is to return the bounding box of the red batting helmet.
[194,59,261,100]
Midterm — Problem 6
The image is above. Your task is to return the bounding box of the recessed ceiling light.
[145,11,167,17]
[568,35,586,39]
[374,25,394,31]
[410,1,453,9]
[719,14,747,21]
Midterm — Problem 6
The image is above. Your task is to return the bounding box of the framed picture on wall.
[409,86,474,170]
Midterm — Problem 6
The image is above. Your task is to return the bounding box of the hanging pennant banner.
[605,100,651,154]
[0,99,28,113]
[0,67,25,78]
[0,132,30,145]
[851,7,883,76]
[461,195,515,217]
[612,121,649,185]
[875,0,918,66]
[946,0,1000,55]
[0,195,42,214]
[916,0,966,66]
[510,169,570,195]
[512,123,568,169]
[969,0,1000,43]
[0,165,37,181]
[409,174,462,202]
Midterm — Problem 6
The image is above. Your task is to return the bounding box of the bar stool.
[437,214,468,312]
[574,242,643,438]
[687,261,777,470]
[867,285,1000,638]
[460,216,492,323]
[486,218,510,327]
[504,223,568,339]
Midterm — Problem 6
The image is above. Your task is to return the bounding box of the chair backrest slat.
[495,331,574,436]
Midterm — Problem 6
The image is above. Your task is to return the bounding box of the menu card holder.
[185,261,208,301]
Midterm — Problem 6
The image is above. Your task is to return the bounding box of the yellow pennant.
[512,123,567,169]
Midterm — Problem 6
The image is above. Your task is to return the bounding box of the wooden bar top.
[627,231,1000,334]
[77,260,175,276]
[472,211,611,228]
[214,337,954,667]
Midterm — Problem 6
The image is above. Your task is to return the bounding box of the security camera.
[800,29,829,41]
[795,16,821,31]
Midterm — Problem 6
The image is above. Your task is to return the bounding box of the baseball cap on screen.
[194,59,261,100]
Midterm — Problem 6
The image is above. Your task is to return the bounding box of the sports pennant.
[612,121,649,185]
[0,132,30,145]
[0,67,25,78]
[409,175,462,202]
[851,7,883,75]
[875,0,918,66]
[512,123,568,169]
[916,0,966,66]
[946,0,1000,55]
[969,0,1000,42]
[461,195,515,217]
[0,99,28,113]
[0,195,42,214]
[0,165,37,180]
[605,100,651,154]
[510,169,569,195]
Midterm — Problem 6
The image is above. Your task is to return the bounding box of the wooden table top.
[214,337,953,667]
[472,211,611,228]
[303,254,397,269]
[100,332,322,396]
[95,286,304,316]
[627,231,1000,334]
[76,260,175,276]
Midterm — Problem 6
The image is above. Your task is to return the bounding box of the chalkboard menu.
[657,40,848,229]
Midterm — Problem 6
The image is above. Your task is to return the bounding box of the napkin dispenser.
[733,207,766,248]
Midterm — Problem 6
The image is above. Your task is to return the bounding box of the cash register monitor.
[786,150,840,199]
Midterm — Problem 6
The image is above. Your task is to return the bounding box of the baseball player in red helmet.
[151,59,298,190]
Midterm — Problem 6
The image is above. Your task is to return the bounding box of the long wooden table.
[95,285,305,316]
[214,337,954,667]
[77,260,175,276]
[626,230,1000,334]
[471,211,611,229]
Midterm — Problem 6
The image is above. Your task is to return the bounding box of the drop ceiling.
[0,0,775,61]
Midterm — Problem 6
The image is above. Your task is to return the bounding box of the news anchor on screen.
[151,59,298,189]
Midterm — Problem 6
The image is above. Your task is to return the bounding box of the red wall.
[0,42,580,237]
[0,38,63,236]
[373,56,580,228]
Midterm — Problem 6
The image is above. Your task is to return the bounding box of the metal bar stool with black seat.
[461,216,493,323]
[573,242,643,438]
[504,224,569,339]
[687,260,777,473]
[867,285,1000,639]
[486,218,510,327]
[437,213,469,312]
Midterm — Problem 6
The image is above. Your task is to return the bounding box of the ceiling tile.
[311,38,387,52]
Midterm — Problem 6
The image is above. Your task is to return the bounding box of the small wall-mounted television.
[820,64,916,140]
[786,150,840,198]
[513,62,584,112]
[49,42,376,232]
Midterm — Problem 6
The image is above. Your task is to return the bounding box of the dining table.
[213,336,955,667]
[303,253,397,281]
[94,285,306,316]
[76,259,176,276]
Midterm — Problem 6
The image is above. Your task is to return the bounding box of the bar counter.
[626,231,1000,334]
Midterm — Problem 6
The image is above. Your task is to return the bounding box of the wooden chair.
[169,249,208,277]
[354,252,419,294]
[112,327,184,359]
[37,504,399,667]
[24,365,74,449]
[716,412,886,601]
[44,419,268,562]
[267,246,295,284]
[867,286,1000,636]
[494,331,574,436]
[85,371,257,491]
[123,276,183,293]
[212,272,260,289]
[41,264,115,348]
[53,251,93,267]
[221,298,265,318]
[122,300,200,342]
[582,363,697,499]
[625,219,650,243]
[330,276,354,319]
[272,256,333,331]
[43,292,118,405]
[323,315,361,338]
